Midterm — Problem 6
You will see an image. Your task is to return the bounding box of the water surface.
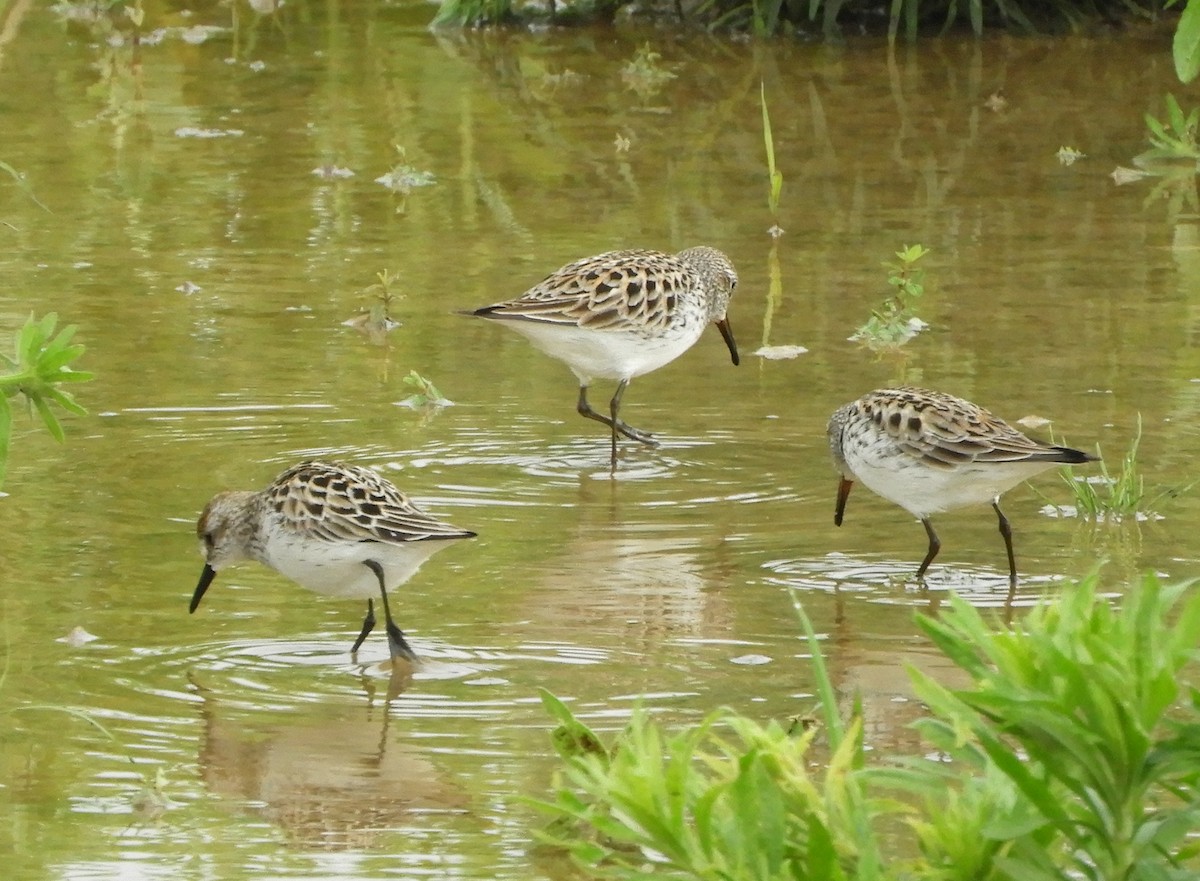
[0,4,1195,878]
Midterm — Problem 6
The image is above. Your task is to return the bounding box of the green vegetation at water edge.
[431,0,1174,39]
[0,314,93,489]
[536,571,1200,880]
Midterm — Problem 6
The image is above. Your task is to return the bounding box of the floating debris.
[984,91,1008,112]
[754,345,808,360]
[1057,146,1086,166]
[180,25,224,45]
[312,164,355,180]
[175,127,244,139]
[1016,414,1052,430]
[1111,166,1151,185]
[375,168,436,193]
[58,626,99,647]
[343,306,401,342]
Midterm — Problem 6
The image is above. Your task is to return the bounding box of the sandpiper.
[465,246,740,469]
[190,461,476,662]
[827,387,1096,586]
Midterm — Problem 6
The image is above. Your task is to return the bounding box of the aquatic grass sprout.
[760,82,784,222]
[1055,415,1180,522]
[0,314,93,489]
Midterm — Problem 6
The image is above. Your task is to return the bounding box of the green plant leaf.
[32,394,65,442]
[43,387,88,417]
[1171,2,1200,84]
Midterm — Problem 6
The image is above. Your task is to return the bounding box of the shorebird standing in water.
[191,461,476,662]
[466,246,740,470]
[828,387,1096,586]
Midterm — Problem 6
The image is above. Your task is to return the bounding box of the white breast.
[502,321,702,384]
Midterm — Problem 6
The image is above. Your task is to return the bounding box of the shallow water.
[0,3,1197,877]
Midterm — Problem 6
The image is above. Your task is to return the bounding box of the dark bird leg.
[608,380,657,447]
[575,384,658,449]
[993,499,1018,588]
[916,517,941,582]
[363,559,417,662]
[350,598,376,656]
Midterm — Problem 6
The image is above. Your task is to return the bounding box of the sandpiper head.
[191,490,257,613]
[677,246,739,365]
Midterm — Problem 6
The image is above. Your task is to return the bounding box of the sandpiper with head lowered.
[465,246,740,470]
[827,387,1096,586]
[191,461,476,662]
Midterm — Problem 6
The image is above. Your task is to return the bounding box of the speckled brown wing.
[266,462,476,546]
[470,249,685,333]
[860,388,1078,470]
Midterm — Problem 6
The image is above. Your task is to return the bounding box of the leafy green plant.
[0,314,93,488]
[374,145,436,195]
[537,690,882,880]
[1142,94,1200,162]
[399,370,451,408]
[537,572,1200,880]
[620,43,677,99]
[897,574,1200,881]
[849,244,929,353]
[344,268,403,342]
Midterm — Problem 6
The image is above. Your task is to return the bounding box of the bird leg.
[916,517,941,582]
[350,598,376,656]
[575,385,658,449]
[363,559,417,662]
[993,499,1018,588]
